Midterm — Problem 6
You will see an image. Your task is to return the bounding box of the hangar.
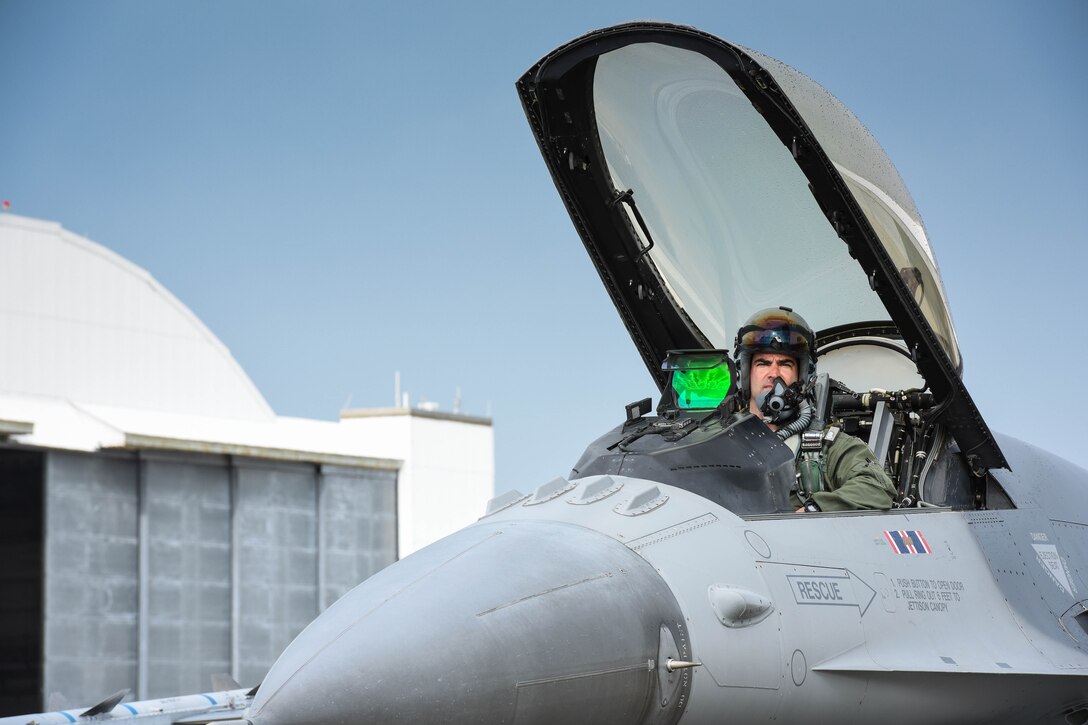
[0,213,493,714]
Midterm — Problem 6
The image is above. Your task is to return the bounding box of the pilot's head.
[734,307,816,420]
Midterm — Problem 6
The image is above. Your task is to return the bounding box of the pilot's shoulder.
[822,426,878,464]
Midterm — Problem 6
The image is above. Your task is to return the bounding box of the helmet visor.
[736,311,813,355]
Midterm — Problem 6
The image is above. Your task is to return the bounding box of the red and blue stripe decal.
[884,530,931,554]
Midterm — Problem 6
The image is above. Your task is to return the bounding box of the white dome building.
[0,214,272,421]
[0,214,493,715]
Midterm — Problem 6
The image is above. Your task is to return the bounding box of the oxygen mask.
[756,377,806,424]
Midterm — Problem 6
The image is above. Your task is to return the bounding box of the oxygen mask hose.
[775,400,812,440]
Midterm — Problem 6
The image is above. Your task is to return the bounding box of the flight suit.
[788,431,898,511]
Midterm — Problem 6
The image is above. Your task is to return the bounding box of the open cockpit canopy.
[518,22,1005,470]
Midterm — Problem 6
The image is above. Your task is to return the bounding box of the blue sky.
[2,1,1085,494]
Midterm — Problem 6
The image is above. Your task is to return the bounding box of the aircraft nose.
[245,519,691,725]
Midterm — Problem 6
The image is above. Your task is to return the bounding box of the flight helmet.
[734,306,816,406]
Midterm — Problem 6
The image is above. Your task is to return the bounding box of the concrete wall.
[320,466,398,607]
[39,449,396,710]
[235,460,318,686]
[144,457,231,697]
[339,409,493,557]
[44,452,139,706]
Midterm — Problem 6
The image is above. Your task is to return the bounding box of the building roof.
[0,213,272,420]
[0,390,401,468]
[0,214,403,470]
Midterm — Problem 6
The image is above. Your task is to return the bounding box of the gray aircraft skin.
[31,22,1085,725]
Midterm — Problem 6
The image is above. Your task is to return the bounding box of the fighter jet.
[33,21,1088,725]
[233,21,1088,725]
[225,23,1088,724]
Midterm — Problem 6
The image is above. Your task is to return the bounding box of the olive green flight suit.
[789,431,898,511]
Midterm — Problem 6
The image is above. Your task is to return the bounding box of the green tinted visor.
[662,350,737,410]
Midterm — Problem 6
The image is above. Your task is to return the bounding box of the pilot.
[734,307,897,513]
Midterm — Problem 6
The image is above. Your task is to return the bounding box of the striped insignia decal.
[884,530,932,554]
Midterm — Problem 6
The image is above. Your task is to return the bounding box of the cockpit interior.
[570,334,1013,516]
